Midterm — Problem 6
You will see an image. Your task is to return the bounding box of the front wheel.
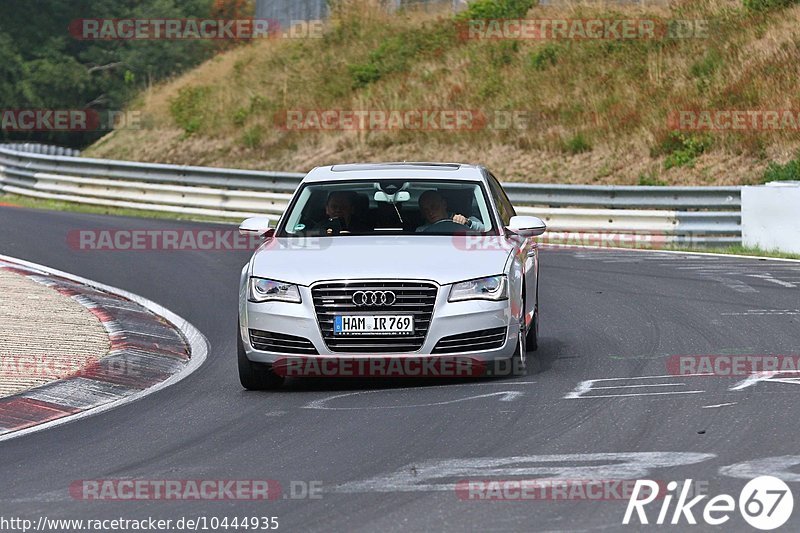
[238,327,284,390]
[510,317,528,376]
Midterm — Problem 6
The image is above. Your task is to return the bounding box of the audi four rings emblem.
[352,290,396,306]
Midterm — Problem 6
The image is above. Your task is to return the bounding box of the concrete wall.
[742,182,800,253]
[255,0,328,31]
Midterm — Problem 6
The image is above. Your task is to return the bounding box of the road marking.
[565,374,709,399]
[568,391,704,399]
[707,276,758,293]
[331,452,716,493]
[303,390,524,410]
[701,402,737,409]
[591,383,687,390]
[721,456,800,482]
[722,309,800,316]
[746,274,796,288]
[730,371,800,391]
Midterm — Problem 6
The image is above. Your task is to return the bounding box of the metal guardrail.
[502,183,740,210]
[0,144,742,246]
[2,143,82,157]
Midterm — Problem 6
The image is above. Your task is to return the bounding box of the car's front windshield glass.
[278,180,496,237]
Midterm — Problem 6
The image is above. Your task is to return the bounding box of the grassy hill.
[86,0,800,185]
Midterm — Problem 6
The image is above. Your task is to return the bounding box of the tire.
[238,327,284,390]
[510,316,528,377]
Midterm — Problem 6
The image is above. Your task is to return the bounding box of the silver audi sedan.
[237,163,546,389]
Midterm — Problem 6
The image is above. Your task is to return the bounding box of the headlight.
[249,277,301,303]
[448,275,508,302]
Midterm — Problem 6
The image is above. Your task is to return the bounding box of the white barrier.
[742,182,800,254]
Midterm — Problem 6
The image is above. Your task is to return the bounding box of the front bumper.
[240,283,519,364]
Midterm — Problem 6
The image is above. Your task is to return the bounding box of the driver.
[416,190,485,232]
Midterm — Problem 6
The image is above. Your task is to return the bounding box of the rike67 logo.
[624,476,794,530]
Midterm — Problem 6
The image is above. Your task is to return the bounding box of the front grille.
[249,329,318,355]
[311,281,438,353]
[432,327,507,354]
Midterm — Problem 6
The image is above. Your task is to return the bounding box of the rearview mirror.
[239,217,274,236]
[374,191,411,202]
[506,215,547,237]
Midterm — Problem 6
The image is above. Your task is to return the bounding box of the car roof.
[302,162,487,183]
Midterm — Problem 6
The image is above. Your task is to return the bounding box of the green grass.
[668,244,800,260]
[744,0,800,11]
[540,236,800,260]
[0,194,234,224]
[762,155,800,183]
[637,172,667,186]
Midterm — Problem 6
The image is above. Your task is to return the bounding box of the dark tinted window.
[486,172,516,225]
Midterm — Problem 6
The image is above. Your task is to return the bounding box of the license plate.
[334,315,414,335]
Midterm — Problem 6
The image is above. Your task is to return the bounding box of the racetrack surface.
[1,205,799,532]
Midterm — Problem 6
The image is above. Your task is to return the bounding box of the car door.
[487,172,538,327]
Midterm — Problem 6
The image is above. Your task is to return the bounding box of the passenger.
[416,190,485,232]
[316,191,366,234]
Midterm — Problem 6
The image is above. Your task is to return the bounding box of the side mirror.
[239,217,274,237]
[506,215,546,237]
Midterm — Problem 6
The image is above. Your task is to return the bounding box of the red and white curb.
[0,254,208,442]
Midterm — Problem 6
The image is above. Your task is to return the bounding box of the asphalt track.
[1,205,800,532]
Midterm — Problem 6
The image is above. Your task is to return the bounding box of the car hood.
[250,235,515,286]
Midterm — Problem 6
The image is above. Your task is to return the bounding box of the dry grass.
[86,0,800,185]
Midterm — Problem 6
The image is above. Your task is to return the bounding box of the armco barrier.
[0,144,741,246]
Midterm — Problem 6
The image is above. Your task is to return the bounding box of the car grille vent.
[432,327,507,354]
[249,329,319,355]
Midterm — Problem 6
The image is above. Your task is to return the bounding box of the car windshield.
[278,180,496,237]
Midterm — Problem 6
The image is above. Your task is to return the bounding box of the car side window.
[487,172,516,226]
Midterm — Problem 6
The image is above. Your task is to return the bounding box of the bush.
[348,62,382,88]
[241,127,263,149]
[457,0,536,20]
[169,86,211,135]
[232,108,248,127]
[564,133,592,154]
[762,156,800,183]
[530,44,559,71]
[663,133,712,169]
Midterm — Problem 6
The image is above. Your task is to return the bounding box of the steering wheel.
[422,219,469,234]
